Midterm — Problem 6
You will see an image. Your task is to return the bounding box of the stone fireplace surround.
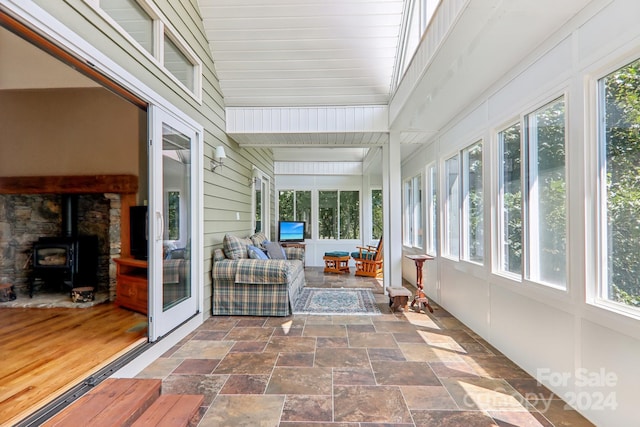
[0,175,138,302]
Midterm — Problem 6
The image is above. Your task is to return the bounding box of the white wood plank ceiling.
[198,0,595,161]
[198,0,404,107]
[198,0,405,158]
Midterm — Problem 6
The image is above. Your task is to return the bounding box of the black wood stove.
[30,195,98,296]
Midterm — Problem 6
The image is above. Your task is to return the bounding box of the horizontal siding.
[29,0,271,319]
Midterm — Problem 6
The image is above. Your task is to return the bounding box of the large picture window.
[598,59,640,310]
[524,97,566,288]
[498,123,522,275]
[462,142,483,263]
[444,155,460,258]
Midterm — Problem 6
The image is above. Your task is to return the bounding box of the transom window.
[94,0,201,98]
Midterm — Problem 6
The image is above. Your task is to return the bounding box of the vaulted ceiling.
[199,0,595,162]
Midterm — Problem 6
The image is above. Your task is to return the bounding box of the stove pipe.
[61,194,78,237]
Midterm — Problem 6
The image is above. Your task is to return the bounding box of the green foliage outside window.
[602,59,640,307]
[340,191,360,239]
[372,189,383,240]
[278,190,312,239]
[168,191,180,240]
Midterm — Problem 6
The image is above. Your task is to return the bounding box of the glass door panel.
[149,106,199,340]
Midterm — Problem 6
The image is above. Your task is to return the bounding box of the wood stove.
[30,194,98,296]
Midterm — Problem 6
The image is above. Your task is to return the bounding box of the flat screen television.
[278,220,306,243]
[130,206,148,260]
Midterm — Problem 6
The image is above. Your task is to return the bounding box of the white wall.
[401,1,640,425]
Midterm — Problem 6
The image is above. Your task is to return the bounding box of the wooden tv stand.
[114,257,148,315]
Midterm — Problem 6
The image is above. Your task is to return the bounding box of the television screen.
[130,206,148,260]
[278,220,305,242]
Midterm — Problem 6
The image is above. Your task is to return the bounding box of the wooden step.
[132,394,204,427]
[42,378,161,427]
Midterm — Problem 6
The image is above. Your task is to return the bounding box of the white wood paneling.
[199,0,404,107]
[275,161,362,175]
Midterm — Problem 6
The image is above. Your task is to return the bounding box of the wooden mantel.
[0,175,138,194]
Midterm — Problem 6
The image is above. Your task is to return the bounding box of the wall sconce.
[210,146,227,172]
[248,168,260,186]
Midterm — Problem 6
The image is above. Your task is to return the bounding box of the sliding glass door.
[148,106,201,340]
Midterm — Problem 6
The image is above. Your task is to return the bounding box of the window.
[402,175,423,248]
[164,32,194,91]
[524,97,566,288]
[278,190,311,239]
[252,170,270,237]
[598,59,640,310]
[462,142,483,263]
[167,190,180,240]
[96,0,200,98]
[318,190,359,239]
[498,122,522,275]
[444,155,460,258]
[427,164,437,255]
[100,0,153,54]
[371,189,383,240]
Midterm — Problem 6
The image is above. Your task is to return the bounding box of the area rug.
[293,288,382,315]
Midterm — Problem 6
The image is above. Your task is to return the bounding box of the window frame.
[461,141,484,264]
[426,163,437,256]
[594,58,640,318]
[496,121,523,279]
[317,189,360,240]
[402,173,423,249]
[523,96,567,290]
[443,154,460,260]
[88,0,202,101]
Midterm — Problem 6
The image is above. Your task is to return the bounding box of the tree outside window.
[463,142,483,263]
[444,155,460,258]
[525,97,566,287]
[599,59,640,308]
[371,189,383,240]
[498,123,522,275]
[167,191,180,240]
[278,190,312,239]
[319,190,359,239]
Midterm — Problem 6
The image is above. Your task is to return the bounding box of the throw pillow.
[223,234,252,259]
[264,241,287,260]
[250,232,269,248]
[247,244,269,260]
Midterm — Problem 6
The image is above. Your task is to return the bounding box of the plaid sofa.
[211,234,306,316]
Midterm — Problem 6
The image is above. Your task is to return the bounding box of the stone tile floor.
[137,268,595,426]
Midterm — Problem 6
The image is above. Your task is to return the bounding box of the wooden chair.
[351,237,383,278]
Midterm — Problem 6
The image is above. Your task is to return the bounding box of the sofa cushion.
[223,234,252,259]
[351,250,376,260]
[264,241,287,259]
[247,244,269,260]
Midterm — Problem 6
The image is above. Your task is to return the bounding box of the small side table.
[406,254,435,313]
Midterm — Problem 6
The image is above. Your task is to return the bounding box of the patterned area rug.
[293,288,381,315]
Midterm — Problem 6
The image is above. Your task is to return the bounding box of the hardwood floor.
[0,303,147,426]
